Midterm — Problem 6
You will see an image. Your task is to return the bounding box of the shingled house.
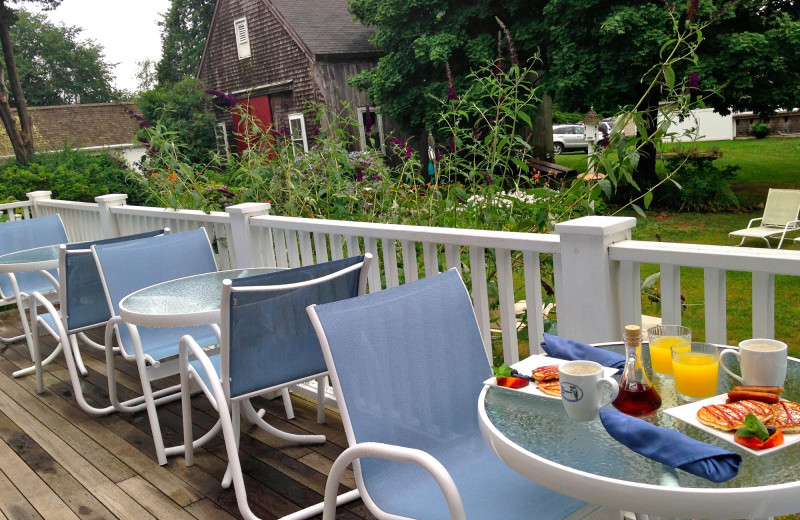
[0,103,145,168]
[198,0,397,155]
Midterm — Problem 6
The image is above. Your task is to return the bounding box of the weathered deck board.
[0,309,375,520]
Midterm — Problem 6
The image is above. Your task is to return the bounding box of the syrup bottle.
[612,324,662,416]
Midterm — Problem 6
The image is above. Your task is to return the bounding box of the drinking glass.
[671,342,719,401]
[647,325,691,378]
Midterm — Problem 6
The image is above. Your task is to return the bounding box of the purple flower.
[205,89,238,106]
[388,137,405,147]
[138,137,150,144]
[687,0,698,22]
[356,171,364,182]
[310,124,321,136]
[364,106,373,133]
[446,62,458,101]
[449,135,455,152]
[404,144,412,159]
[686,73,700,102]
[139,121,151,128]
[373,174,382,181]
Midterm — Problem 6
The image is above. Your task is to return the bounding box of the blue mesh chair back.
[0,214,67,298]
[226,255,367,398]
[311,269,586,519]
[92,228,218,358]
[62,229,167,331]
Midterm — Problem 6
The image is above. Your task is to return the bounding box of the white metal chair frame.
[92,229,224,465]
[728,188,800,248]
[27,231,175,417]
[178,254,372,520]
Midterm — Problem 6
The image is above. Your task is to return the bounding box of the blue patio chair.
[29,229,169,413]
[306,269,591,520]
[179,254,372,520]
[93,228,221,465]
[0,214,67,347]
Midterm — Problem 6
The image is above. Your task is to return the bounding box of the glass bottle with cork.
[612,324,662,416]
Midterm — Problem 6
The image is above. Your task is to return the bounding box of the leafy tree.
[348,0,799,194]
[136,76,218,166]
[10,10,119,105]
[156,0,216,85]
[135,58,158,93]
[0,0,60,165]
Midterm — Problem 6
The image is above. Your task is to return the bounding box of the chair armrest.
[746,217,763,228]
[323,441,466,520]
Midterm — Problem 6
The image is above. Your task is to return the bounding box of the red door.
[232,95,274,154]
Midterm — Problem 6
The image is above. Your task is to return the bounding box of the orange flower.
[167,173,179,184]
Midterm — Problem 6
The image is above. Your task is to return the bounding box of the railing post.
[26,191,52,218]
[554,215,637,343]
[95,194,128,238]
[226,202,272,268]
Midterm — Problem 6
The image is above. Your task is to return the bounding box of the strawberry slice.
[496,377,529,389]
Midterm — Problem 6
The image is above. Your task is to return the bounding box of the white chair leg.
[222,400,242,489]
[282,387,295,420]
[12,342,63,378]
[69,335,88,377]
[316,376,326,424]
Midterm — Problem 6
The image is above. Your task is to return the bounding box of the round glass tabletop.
[0,244,60,272]
[119,267,280,327]
[484,344,800,488]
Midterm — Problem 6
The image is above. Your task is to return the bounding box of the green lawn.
[556,136,800,205]
[556,138,800,357]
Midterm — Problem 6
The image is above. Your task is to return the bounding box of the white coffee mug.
[559,360,620,422]
[720,338,788,387]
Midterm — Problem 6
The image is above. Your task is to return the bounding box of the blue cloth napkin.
[541,333,625,373]
[599,408,742,483]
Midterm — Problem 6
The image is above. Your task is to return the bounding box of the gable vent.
[234,18,251,59]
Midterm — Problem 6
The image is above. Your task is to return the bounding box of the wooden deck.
[0,308,376,520]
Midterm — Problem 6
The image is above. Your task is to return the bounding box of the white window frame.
[357,106,385,153]
[214,122,231,160]
[288,113,308,153]
[234,18,251,60]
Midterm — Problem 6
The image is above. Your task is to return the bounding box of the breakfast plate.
[664,394,800,456]
[483,354,618,400]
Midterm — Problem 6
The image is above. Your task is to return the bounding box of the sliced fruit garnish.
[495,377,529,389]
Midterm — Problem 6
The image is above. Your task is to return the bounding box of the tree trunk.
[0,5,34,165]
[530,94,553,161]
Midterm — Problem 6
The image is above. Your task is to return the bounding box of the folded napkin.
[599,408,742,483]
[541,333,625,373]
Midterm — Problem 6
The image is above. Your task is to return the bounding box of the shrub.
[136,77,218,165]
[0,148,147,204]
[750,123,768,139]
[655,154,740,211]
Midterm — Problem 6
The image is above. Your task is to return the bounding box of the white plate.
[664,394,800,456]
[483,354,619,400]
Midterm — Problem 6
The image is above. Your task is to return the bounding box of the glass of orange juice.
[647,325,691,377]
[671,342,719,401]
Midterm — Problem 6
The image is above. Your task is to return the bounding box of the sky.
[29,0,172,92]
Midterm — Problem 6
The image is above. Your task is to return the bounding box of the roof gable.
[0,103,141,157]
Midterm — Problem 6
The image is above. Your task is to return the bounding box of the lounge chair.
[729,189,800,248]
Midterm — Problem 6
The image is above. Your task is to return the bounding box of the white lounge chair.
[729,189,800,248]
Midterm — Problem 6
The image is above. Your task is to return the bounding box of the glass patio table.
[479,342,800,519]
[119,267,281,327]
[0,244,61,274]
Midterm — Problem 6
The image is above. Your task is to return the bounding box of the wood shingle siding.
[199,0,399,152]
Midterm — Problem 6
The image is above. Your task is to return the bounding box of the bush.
[655,154,740,211]
[0,148,148,204]
[750,123,768,139]
[136,77,218,165]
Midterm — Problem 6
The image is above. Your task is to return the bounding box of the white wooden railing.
[5,190,800,368]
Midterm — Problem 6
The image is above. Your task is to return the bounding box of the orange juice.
[672,352,718,398]
[649,337,685,375]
